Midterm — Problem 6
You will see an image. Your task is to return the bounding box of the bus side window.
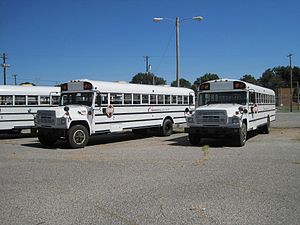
[96,93,108,107]
[40,96,50,105]
[189,95,194,105]
[15,95,26,105]
[51,96,59,105]
[249,92,256,104]
[0,95,13,105]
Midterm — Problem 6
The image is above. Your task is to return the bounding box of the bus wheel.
[67,125,89,148]
[38,129,58,147]
[160,119,173,136]
[262,117,270,134]
[235,123,247,147]
[188,133,201,146]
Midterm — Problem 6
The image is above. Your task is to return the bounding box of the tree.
[240,74,260,85]
[192,73,220,92]
[171,78,192,88]
[130,73,166,85]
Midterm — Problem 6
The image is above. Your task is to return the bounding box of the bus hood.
[47,105,91,118]
[196,104,245,115]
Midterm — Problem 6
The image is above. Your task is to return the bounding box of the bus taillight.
[233,81,246,89]
[200,83,210,90]
[61,83,68,91]
[83,82,93,90]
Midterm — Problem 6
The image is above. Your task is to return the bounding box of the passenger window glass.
[158,95,164,104]
[133,94,141,104]
[165,95,170,104]
[52,96,59,105]
[178,96,183,104]
[184,96,188,104]
[28,96,38,105]
[150,94,156,104]
[110,93,122,105]
[0,95,13,105]
[15,95,26,105]
[142,94,149,104]
[40,96,50,105]
[124,94,132,104]
[171,95,177,104]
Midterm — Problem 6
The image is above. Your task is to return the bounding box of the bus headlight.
[187,117,194,123]
[232,116,240,124]
[58,118,67,125]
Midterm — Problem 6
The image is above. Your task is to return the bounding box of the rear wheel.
[38,129,58,147]
[67,125,89,148]
[160,119,173,136]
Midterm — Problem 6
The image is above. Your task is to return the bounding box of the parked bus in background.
[0,85,60,133]
[35,79,195,148]
[186,79,276,146]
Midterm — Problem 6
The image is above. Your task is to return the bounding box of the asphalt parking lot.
[0,113,299,225]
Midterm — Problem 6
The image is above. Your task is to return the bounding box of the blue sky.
[1,0,299,85]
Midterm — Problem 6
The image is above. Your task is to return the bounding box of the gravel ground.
[0,113,299,225]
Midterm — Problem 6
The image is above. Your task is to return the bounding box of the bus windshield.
[60,92,94,107]
[199,92,247,106]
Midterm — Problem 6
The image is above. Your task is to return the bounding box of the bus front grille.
[195,110,227,125]
[37,111,56,125]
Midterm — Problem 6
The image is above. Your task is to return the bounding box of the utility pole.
[1,53,10,85]
[175,17,180,87]
[288,53,293,112]
[144,56,150,73]
[12,74,17,85]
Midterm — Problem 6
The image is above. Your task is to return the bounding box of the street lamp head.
[192,16,204,21]
[153,17,164,22]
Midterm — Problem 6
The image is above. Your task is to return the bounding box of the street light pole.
[153,16,203,87]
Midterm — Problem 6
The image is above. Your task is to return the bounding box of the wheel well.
[163,116,174,124]
[70,121,90,134]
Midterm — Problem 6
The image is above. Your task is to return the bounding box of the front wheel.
[188,133,201,146]
[38,129,58,147]
[67,125,89,148]
[235,123,247,147]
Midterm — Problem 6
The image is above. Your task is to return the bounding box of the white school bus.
[0,85,60,133]
[35,79,195,148]
[186,79,276,146]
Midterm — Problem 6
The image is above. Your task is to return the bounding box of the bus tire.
[38,129,58,147]
[261,117,270,134]
[235,123,247,147]
[160,118,173,136]
[67,124,89,148]
[188,133,201,146]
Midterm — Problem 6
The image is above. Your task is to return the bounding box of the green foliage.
[130,73,166,85]
[240,74,260,85]
[171,78,192,88]
[192,73,220,92]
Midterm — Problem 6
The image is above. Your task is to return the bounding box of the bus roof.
[64,79,195,95]
[201,79,275,95]
[0,85,60,95]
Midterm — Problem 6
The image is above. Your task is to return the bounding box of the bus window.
[150,94,156,104]
[165,95,171,104]
[124,94,132,104]
[52,96,59,105]
[189,95,194,105]
[142,94,149,104]
[133,94,141,104]
[28,96,38,105]
[249,92,256,104]
[110,93,122,105]
[15,95,26,105]
[0,95,13,105]
[158,95,164,104]
[178,96,183,104]
[184,96,188,104]
[171,95,177,104]
[40,96,50,105]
